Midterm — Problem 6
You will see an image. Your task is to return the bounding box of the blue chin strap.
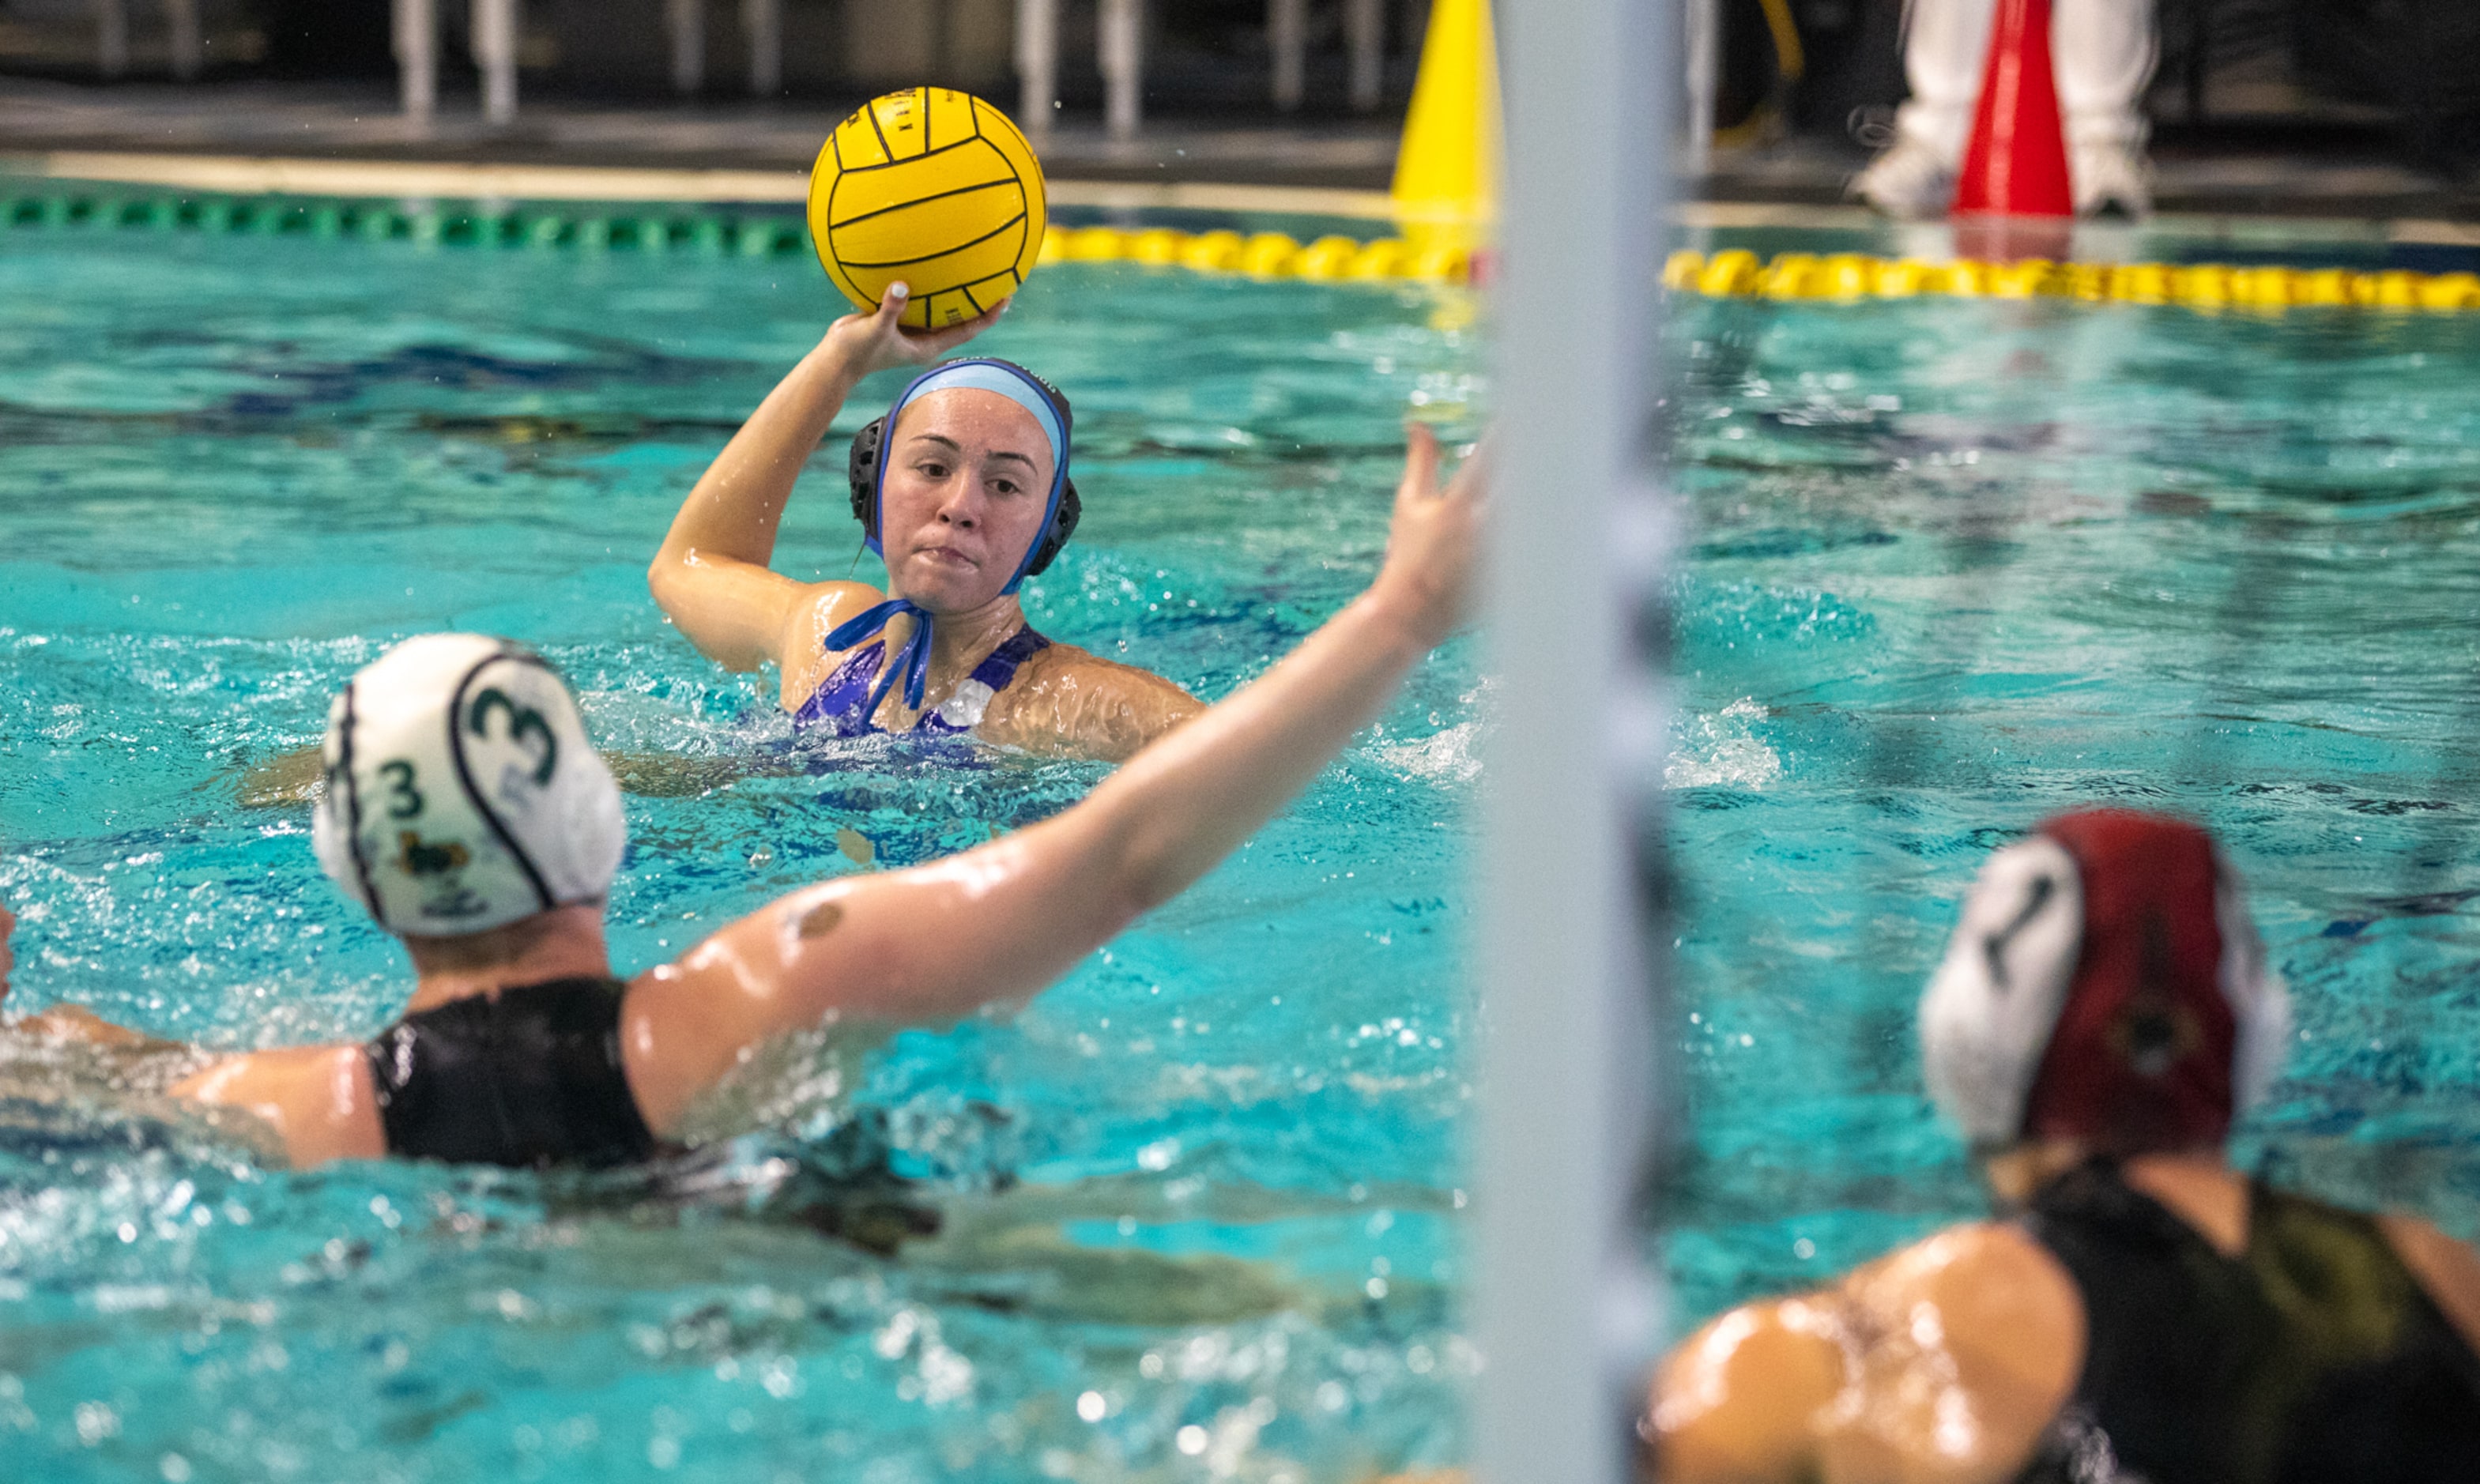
[831,360,1071,721]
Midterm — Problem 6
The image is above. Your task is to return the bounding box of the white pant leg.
[1891,0,2154,163]
[1891,0,1996,165]
[2054,0,2157,149]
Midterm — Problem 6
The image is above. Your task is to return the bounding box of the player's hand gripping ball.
[808,88,1049,330]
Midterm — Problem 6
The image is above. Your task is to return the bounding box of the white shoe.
[1850,136,1956,220]
[2073,141,2153,218]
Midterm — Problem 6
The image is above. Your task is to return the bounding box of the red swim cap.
[1919,808,2288,1157]
[2020,810,2240,1154]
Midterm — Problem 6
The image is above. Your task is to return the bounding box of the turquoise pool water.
[1662,281,2480,1322]
[0,223,1482,1482]
[8,209,2480,1481]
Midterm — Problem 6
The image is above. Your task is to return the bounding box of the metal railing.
[89,0,202,81]
[371,0,1400,136]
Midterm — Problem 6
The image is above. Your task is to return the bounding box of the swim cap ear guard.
[1920,834,2089,1147]
[1919,810,2290,1157]
[846,358,1081,583]
[312,635,624,937]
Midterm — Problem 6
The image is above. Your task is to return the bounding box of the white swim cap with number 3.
[312,634,624,936]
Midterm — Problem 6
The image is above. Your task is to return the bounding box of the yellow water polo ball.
[807,88,1049,330]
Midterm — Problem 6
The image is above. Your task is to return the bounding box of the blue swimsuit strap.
[972,626,1051,686]
[824,597,937,720]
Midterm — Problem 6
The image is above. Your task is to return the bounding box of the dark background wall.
[1705,0,2478,173]
[3,0,2474,165]
[0,0,1434,118]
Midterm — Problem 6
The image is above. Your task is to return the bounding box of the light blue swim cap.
[888,360,1067,476]
[857,357,1076,594]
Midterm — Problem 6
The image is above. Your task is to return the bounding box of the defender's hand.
[1374,424,1487,650]
[821,282,1005,382]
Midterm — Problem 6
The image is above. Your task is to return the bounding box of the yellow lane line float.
[18,185,2469,311]
[1034,224,1468,284]
[1663,248,2480,313]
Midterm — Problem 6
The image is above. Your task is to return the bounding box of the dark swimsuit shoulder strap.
[2016,1162,2480,1484]
[364,975,657,1168]
[969,625,1050,688]
[2012,1161,2256,1484]
[2244,1177,2480,1362]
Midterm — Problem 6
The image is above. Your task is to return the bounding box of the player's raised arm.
[648,284,1000,672]
[620,425,1481,1132]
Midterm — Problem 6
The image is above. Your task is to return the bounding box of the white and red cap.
[311,635,624,937]
[1920,809,2290,1154]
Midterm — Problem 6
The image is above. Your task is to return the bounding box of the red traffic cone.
[1952,0,2073,218]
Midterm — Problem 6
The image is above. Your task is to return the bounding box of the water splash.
[1665,699,1784,790]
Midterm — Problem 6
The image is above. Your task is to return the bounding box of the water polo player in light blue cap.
[653,282,1202,762]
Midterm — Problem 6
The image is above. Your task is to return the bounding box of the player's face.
[878,390,1056,613]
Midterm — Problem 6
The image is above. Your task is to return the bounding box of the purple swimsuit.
[793,627,1051,738]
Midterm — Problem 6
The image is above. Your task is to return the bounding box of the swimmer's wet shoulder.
[1653,1222,2079,1483]
[776,578,900,710]
[174,1041,386,1165]
[971,640,1201,761]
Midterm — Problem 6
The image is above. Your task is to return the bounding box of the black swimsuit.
[2016,1162,2480,1484]
[364,976,659,1168]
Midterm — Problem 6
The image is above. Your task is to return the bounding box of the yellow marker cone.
[1390,0,1501,258]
